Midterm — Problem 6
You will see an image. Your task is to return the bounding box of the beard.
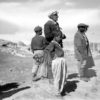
[79,28,86,33]
[80,30,85,32]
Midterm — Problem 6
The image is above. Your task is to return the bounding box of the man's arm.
[44,21,54,39]
[42,37,48,49]
[31,39,34,54]
[45,42,54,52]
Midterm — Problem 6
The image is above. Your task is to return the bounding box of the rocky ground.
[0,39,100,100]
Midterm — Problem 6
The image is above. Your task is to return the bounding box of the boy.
[44,34,67,95]
[31,26,47,81]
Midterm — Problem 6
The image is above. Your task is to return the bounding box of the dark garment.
[44,20,66,47]
[55,22,66,48]
[31,35,46,53]
[44,20,57,43]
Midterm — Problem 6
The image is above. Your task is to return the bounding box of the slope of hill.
[0,39,32,57]
[2,53,100,100]
[0,39,100,100]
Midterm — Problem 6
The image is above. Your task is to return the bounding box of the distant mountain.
[0,39,17,47]
[17,41,27,47]
[0,39,32,57]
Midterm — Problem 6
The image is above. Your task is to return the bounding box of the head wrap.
[48,11,58,19]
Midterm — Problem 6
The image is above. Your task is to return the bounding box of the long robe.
[52,57,67,93]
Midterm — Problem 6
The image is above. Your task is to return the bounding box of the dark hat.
[34,26,42,32]
[48,11,58,18]
[77,23,89,28]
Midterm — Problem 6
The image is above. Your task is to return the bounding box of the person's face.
[52,15,58,22]
[55,36,61,43]
[36,29,42,35]
[79,27,86,33]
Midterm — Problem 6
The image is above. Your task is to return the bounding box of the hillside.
[0,39,100,100]
[1,52,100,100]
[0,39,32,57]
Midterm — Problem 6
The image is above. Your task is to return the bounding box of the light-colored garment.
[52,57,67,93]
[82,33,88,46]
[77,60,85,77]
[32,50,47,78]
[76,55,95,78]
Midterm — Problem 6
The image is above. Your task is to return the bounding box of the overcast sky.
[0,0,100,44]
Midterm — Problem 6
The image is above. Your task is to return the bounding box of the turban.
[48,11,58,19]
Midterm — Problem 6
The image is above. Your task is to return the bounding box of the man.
[31,26,47,81]
[74,23,95,82]
[44,11,66,48]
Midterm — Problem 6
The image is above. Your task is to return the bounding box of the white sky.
[0,0,100,44]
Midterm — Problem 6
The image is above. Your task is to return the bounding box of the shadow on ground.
[61,80,79,96]
[67,73,78,79]
[67,68,97,79]
[61,68,97,96]
[84,68,97,78]
[0,82,30,100]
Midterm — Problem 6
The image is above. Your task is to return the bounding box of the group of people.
[31,11,95,96]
